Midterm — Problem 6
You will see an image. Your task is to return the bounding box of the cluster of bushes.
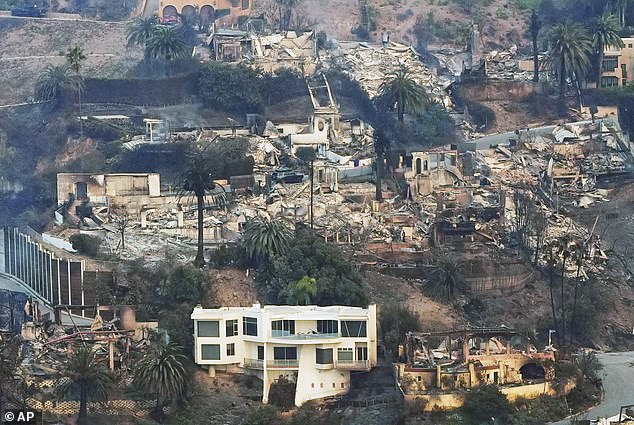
[198,64,306,113]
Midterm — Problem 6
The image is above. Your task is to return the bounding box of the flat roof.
[191,304,373,320]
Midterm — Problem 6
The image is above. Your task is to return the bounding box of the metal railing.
[271,331,339,339]
[243,358,263,369]
[336,360,369,370]
[267,359,299,368]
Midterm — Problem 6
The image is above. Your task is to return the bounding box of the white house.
[191,303,378,406]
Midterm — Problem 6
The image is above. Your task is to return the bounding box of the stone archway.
[162,5,177,16]
[199,4,215,26]
[415,158,422,174]
[181,4,197,23]
[519,362,545,381]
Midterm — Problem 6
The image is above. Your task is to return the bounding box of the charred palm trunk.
[549,265,560,346]
[596,46,604,88]
[376,152,383,202]
[532,35,539,82]
[559,255,568,345]
[194,192,205,267]
[570,261,582,345]
[78,383,88,424]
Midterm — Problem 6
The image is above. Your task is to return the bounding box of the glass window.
[273,347,297,360]
[317,320,338,335]
[316,348,333,364]
[201,344,221,360]
[243,317,258,336]
[602,57,618,72]
[241,0,249,9]
[337,348,353,362]
[341,321,367,337]
[257,345,264,360]
[227,343,235,356]
[198,321,220,337]
[601,76,619,87]
[357,346,368,361]
[272,320,295,337]
[226,319,238,337]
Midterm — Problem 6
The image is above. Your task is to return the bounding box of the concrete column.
[485,336,490,356]
[498,361,505,385]
[207,366,216,378]
[177,209,184,228]
[526,338,531,354]
[109,339,115,372]
[436,364,442,389]
[140,210,148,229]
[469,362,476,387]
[262,342,269,404]
[463,338,469,360]
[446,336,451,360]
[506,340,511,355]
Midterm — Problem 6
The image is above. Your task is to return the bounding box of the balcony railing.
[243,358,263,369]
[336,360,369,370]
[271,331,339,340]
[267,359,299,368]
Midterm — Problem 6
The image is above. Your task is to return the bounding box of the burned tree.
[109,205,132,251]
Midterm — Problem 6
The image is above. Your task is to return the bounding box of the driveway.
[550,351,634,424]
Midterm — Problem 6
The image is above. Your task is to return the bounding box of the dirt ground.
[203,268,261,307]
[0,17,142,105]
[264,0,531,49]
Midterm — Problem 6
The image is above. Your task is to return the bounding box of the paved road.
[0,272,91,326]
[551,351,634,424]
[143,0,160,17]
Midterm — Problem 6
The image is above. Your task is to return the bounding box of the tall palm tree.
[593,12,624,86]
[547,22,593,100]
[133,341,188,422]
[146,25,190,76]
[127,16,157,48]
[180,141,220,268]
[373,128,390,202]
[242,216,292,264]
[66,46,86,136]
[378,66,429,123]
[286,276,317,305]
[35,64,84,108]
[529,10,542,82]
[425,250,463,300]
[57,346,114,425]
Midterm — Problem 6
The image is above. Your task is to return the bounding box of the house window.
[198,321,220,337]
[242,0,249,8]
[316,348,333,364]
[602,57,618,72]
[271,320,295,337]
[226,343,235,356]
[622,63,628,79]
[357,346,368,361]
[337,348,353,362]
[257,345,264,360]
[317,320,338,335]
[341,383,345,388]
[332,383,336,388]
[601,76,619,87]
[628,44,633,48]
[243,317,258,336]
[273,347,297,360]
[201,344,221,360]
[226,319,238,337]
[341,321,367,337]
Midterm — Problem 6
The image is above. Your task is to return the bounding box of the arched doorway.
[199,5,215,27]
[519,363,545,381]
[415,158,421,174]
[162,5,177,17]
[181,4,197,23]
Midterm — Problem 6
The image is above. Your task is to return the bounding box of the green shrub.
[69,233,102,257]
[462,385,513,424]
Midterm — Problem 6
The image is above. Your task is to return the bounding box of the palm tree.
[66,46,86,136]
[180,141,219,268]
[593,12,624,86]
[146,25,190,76]
[133,341,188,422]
[610,0,629,26]
[127,16,157,48]
[35,64,84,108]
[57,346,114,425]
[378,66,429,123]
[286,276,317,305]
[551,234,573,345]
[547,22,593,100]
[529,10,542,82]
[242,216,293,264]
[373,128,390,202]
[425,250,463,300]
